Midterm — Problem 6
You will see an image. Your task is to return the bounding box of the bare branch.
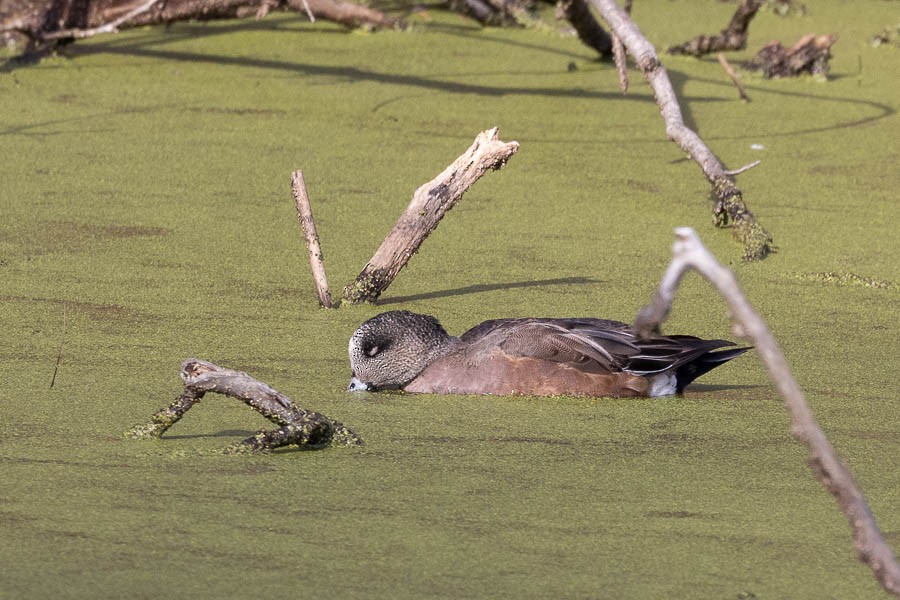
[126,358,363,451]
[589,0,773,260]
[635,228,900,596]
[342,128,519,304]
[291,170,333,308]
[723,160,760,176]
[717,53,749,101]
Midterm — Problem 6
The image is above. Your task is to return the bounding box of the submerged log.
[746,33,838,78]
[126,358,363,452]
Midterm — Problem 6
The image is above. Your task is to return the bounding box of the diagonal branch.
[126,358,362,452]
[342,127,519,304]
[589,0,773,261]
[634,228,900,596]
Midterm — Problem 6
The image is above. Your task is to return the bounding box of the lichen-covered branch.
[634,228,900,596]
[126,358,362,451]
[342,127,519,304]
[588,0,773,260]
[668,0,763,57]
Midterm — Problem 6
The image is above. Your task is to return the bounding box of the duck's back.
[403,317,747,397]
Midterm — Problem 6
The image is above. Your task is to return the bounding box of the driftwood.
[342,127,519,304]
[291,170,333,308]
[635,228,900,596]
[668,0,763,57]
[1,0,402,53]
[126,358,363,452]
[589,0,773,261]
[746,33,838,78]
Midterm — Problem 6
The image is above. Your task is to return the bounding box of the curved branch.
[589,0,773,260]
[635,228,900,595]
[126,358,363,452]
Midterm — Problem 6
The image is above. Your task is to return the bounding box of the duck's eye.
[366,345,380,357]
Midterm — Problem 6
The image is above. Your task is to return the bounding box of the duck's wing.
[460,318,641,373]
[460,318,748,383]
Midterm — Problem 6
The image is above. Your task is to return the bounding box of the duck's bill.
[348,376,372,392]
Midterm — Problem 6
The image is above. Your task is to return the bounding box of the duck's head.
[348,310,452,392]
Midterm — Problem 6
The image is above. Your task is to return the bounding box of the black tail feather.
[675,346,751,393]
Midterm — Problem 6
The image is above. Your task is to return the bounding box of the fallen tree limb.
[668,0,763,57]
[342,127,519,304]
[589,0,774,261]
[2,0,402,55]
[634,228,900,596]
[126,358,363,452]
[291,170,333,308]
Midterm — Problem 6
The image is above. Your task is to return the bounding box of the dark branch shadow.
[378,276,603,304]
[163,429,256,439]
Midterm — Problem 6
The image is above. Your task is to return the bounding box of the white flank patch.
[648,373,678,397]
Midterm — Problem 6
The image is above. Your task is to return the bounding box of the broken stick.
[717,53,748,101]
[668,0,763,57]
[342,127,519,304]
[126,358,362,452]
[291,170,333,308]
[634,228,900,596]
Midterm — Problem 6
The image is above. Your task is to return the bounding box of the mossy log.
[126,358,363,452]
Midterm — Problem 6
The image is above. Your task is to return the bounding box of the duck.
[348,310,749,398]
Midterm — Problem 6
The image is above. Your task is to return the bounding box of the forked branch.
[126,358,362,452]
[634,228,900,595]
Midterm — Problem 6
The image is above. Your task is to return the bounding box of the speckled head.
[348,311,454,392]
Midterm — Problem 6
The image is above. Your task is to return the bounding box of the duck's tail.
[675,346,751,393]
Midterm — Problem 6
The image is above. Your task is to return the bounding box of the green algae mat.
[1,1,898,597]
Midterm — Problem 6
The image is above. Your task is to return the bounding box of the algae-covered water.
[1,1,898,597]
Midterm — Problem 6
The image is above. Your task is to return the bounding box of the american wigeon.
[348,310,749,397]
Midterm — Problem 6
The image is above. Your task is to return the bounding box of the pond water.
[1,1,897,597]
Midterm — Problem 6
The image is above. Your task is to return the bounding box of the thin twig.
[611,0,632,93]
[717,53,748,101]
[291,170,333,308]
[723,160,761,176]
[49,302,67,388]
[635,228,900,596]
[40,0,160,41]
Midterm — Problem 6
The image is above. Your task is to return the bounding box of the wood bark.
[589,0,773,260]
[635,228,900,596]
[291,170,333,308]
[668,0,763,57]
[126,358,363,452]
[342,127,519,304]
